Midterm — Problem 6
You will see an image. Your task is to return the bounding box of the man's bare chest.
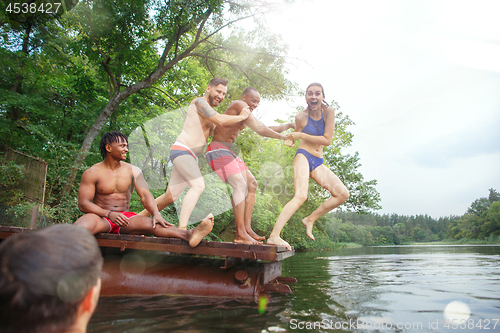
[95,171,133,195]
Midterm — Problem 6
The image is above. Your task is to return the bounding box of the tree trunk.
[62,76,160,195]
[8,23,32,124]
[61,7,214,195]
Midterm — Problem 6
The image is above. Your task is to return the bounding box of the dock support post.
[30,205,38,229]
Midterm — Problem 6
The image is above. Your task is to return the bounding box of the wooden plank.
[0,227,295,261]
[94,233,295,261]
[94,237,292,261]
[0,226,28,237]
[0,226,13,232]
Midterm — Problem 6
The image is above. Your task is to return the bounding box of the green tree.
[447,189,499,240]
[0,158,25,206]
[61,0,294,194]
[481,202,500,237]
[467,197,491,216]
[1,0,105,215]
[1,0,294,224]
[488,188,500,203]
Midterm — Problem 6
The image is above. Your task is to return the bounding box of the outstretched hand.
[284,139,294,147]
[152,213,174,229]
[240,106,252,119]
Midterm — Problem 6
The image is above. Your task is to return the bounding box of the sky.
[246,0,500,218]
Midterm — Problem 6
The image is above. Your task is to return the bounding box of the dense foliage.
[320,189,499,248]
[447,188,500,242]
[329,211,457,246]
[1,1,382,249]
[1,0,293,217]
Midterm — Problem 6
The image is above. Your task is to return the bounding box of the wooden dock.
[0,226,295,262]
[0,225,297,296]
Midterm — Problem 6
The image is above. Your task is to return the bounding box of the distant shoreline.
[304,238,500,251]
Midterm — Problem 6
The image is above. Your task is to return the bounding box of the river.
[88,245,500,332]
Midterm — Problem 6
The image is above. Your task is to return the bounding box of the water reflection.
[88,246,500,332]
[284,246,500,332]
[89,296,284,332]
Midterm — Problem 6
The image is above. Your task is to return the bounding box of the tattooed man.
[138,78,251,229]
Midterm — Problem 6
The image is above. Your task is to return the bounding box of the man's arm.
[194,98,251,126]
[245,115,287,140]
[132,166,173,228]
[269,122,295,133]
[78,169,109,218]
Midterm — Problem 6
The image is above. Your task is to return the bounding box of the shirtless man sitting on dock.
[206,87,295,244]
[75,131,212,247]
[138,78,251,229]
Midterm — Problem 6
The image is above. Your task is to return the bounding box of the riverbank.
[339,236,500,248]
[408,237,500,246]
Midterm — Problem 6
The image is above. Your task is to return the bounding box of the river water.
[88,245,500,332]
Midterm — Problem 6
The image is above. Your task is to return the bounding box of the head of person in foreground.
[0,224,103,333]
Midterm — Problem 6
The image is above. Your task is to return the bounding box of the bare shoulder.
[225,100,246,115]
[293,111,307,131]
[129,164,143,178]
[192,97,207,111]
[193,97,217,118]
[295,110,308,122]
[324,105,336,115]
[323,105,336,120]
[82,162,103,180]
[191,97,202,105]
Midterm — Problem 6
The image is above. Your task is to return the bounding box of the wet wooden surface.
[0,226,295,261]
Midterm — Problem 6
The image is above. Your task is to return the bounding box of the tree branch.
[102,56,119,94]
[189,52,268,82]
[197,13,256,45]
[160,5,213,67]
[205,40,282,59]
[148,86,181,108]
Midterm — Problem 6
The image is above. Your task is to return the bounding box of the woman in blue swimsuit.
[267,83,350,250]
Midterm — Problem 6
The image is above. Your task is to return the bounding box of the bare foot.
[246,228,265,241]
[188,213,214,247]
[234,231,262,244]
[302,217,315,241]
[267,236,292,251]
[234,237,262,245]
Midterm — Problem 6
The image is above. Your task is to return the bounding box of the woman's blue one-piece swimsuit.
[296,106,326,172]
